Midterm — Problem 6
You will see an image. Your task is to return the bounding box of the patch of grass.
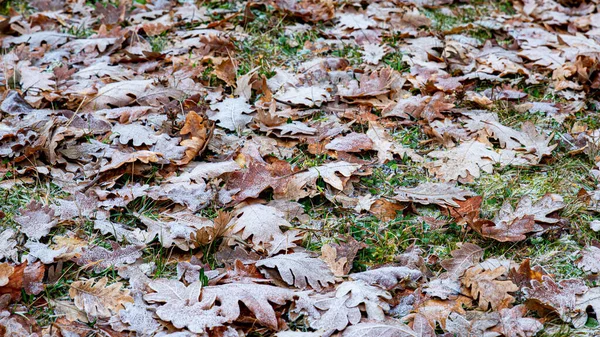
[383,51,410,73]
[330,44,363,66]
[148,34,169,53]
[471,156,592,219]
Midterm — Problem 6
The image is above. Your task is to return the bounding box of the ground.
[0,0,600,336]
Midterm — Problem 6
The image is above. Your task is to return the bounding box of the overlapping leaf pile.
[1,0,600,336]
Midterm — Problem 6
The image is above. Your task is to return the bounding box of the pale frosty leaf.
[25,241,67,264]
[75,242,144,272]
[494,305,543,337]
[91,80,155,109]
[52,192,98,221]
[69,277,133,319]
[274,86,330,107]
[155,301,227,333]
[361,43,387,65]
[337,280,392,321]
[73,62,134,80]
[590,220,600,232]
[209,97,254,131]
[310,294,361,331]
[310,161,361,190]
[573,287,600,328]
[140,213,211,250]
[439,243,484,279]
[266,230,303,256]
[465,112,556,161]
[325,132,374,152]
[426,140,500,181]
[119,294,161,335]
[576,246,600,274]
[229,204,290,246]
[494,193,564,225]
[0,229,18,262]
[350,266,422,290]
[337,13,376,30]
[393,182,476,207]
[342,321,417,337]
[446,312,500,337]
[200,283,296,329]
[168,160,241,183]
[18,62,55,92]
[256,252,335,290]
[2,31,72,48]
[14,200,58,241]
[144,279,202,304]
[94,220,146,244]
[62,37,118,53]
[112,123,160,146]
[277,332,324,337]
[265,121,317,136]
[423,278,461,300]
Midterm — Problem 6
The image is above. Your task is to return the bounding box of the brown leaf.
[440,243,484,279]
[369,199,406,221]
[523,275,588,322]
[177,110,212,165]
[463,265,518,310]
[273,0,334,22]
[509,259,548,289]
[69,277,133,319]
[482,194,564,242]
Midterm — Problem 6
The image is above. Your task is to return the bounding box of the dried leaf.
[69,277,133,319]
[256,252,335,290]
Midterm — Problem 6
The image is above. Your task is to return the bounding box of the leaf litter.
[1,0,600,336]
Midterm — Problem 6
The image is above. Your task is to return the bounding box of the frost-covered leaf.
[256,252,335,290]
[0,229,18,262]
[426,140,500,181]
[342,321,417,337]
[228,204,290,246]
[69,277,133,319]
[393,182,476,207]
[209,97,254,131]
[75,242,144,272]
[200,283,296,329]
[14,201,57,241]
[576,245,600,274]
[350,266,422,290]
[463,266,518,310]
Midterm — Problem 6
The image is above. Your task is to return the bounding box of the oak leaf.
[426,140,500,181]
[393,182,476,207]
[14,201,57,241]
[440,243,484,279]
[462,266,518,310]
[576,245,600,274]
[256,252,335,290]
[200,283,296,329]
[350,266,422,290]
[342,321,417,337]
[69,277,133,319]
